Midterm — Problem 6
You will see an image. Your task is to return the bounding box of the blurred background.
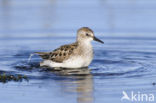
[0,0,156,37]
[0,0,156,103]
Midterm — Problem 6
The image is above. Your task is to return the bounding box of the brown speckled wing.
[49,42,78,63]
[36,42,78,63]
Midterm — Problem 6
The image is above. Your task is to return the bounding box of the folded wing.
[35,42,78,63]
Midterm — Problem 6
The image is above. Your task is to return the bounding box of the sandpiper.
[35,27,104,68]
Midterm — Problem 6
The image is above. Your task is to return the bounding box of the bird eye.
[86,33,89,36]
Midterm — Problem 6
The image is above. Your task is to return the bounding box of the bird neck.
[77,40,92,49]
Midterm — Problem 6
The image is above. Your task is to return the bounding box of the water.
[0,0,156,103]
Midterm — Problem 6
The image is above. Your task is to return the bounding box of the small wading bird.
[35,27,104,68]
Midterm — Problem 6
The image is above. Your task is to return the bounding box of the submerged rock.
[0,73,28,83]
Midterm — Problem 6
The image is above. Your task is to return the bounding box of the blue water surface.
[0,0,156,103]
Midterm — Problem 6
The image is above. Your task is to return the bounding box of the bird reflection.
[52,67,94,103]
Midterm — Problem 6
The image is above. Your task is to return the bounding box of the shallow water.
[0,36,156,103]
[0,0,156,103]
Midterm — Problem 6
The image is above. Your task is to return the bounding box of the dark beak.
[93,36,104,44]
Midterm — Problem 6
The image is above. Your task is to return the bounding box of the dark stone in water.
[0,73,28,83]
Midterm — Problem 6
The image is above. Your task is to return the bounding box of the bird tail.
[35,52,49,59]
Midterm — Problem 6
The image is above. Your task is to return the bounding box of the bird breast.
[79,42,93,66]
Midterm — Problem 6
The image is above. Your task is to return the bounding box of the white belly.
[40,55,93,68]
[62,56,93,68]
